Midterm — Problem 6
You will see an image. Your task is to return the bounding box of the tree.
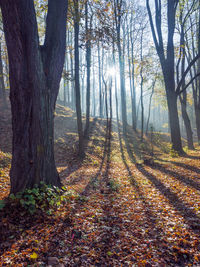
[73,0,85,157]
[176,1,195,149]
[84,0,92,137]
[0,0,68,193]
[185,0,200,143]
[113,0,127,135]
[147,0,184,153]
[147,0,200,153]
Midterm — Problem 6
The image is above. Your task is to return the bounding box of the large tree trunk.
[1,0,68,193]
[147,0,184,154]
[166,88,183,152]
[193,84,200,143]
[180,95,194,149]
[178,26,194,150]
[197,1,200,143]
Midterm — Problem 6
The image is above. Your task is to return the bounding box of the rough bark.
[0,0,68,193]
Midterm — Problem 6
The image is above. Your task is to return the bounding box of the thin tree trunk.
[74,0,84,157]
[140,30,144,142]
[98,42,103,118]
[84,0,91,136]
[146,80,156,135]
[114,0,127,135]
[69,30,75,110]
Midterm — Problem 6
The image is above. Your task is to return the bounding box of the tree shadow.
[135,163,200,233]
[46,119,113,265]
[158,158,200,174]
[58,118,102,183]
[149,162,200,191]
[0,118,108,264]
[80,118,111,197]
[118,126,166,237]
[123,130,200,234]
[183,154,200,160]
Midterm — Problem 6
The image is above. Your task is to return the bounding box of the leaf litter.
[0,104,200,266]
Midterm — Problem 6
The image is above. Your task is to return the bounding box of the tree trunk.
[180,94,194,149]
[146,80,155,135]
[130,19,137,130]
[178,24,194,150]
[127,25,136,131]
[147,0,184,154]
[1,0,68,193]
[117,33,127,135]
[0,42,7,108]
[92,59,96,117]
[69,30,75,110]
[193,84,200,143]
[166,89,183,152]
[197,1,200,143]
[84,0,91,137]
[98,43,103,118]
[140,29,144,142]
[63,61,67,106]
[74,0,84,157]
[114,0,127,135]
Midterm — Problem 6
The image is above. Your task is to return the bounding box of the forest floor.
[0,100,200,266]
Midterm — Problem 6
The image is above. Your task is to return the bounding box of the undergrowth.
[7,182,76,215]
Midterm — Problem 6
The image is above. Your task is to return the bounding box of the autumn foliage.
[0,103,200,266]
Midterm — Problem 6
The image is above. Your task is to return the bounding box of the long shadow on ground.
[123,132,200,235]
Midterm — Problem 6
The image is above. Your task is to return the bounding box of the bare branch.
[177,72,200,95]
[176,53,200,94]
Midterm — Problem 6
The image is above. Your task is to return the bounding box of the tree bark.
[73,0,84,157]
[84,0,91,137]
[146,80,156,135]
[0,42,7,108]
[1,0,68,193]
[114,0,127,135]
[146,0,184,154]
[180,94,194,149]
[98,42,103,118]
[178,21,194,150]
[166,87,183,152]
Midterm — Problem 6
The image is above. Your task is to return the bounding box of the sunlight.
[107,66,116,77]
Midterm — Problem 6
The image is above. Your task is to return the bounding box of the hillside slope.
[0,100,200,266]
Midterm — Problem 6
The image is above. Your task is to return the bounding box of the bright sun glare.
[107,67,116,77]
